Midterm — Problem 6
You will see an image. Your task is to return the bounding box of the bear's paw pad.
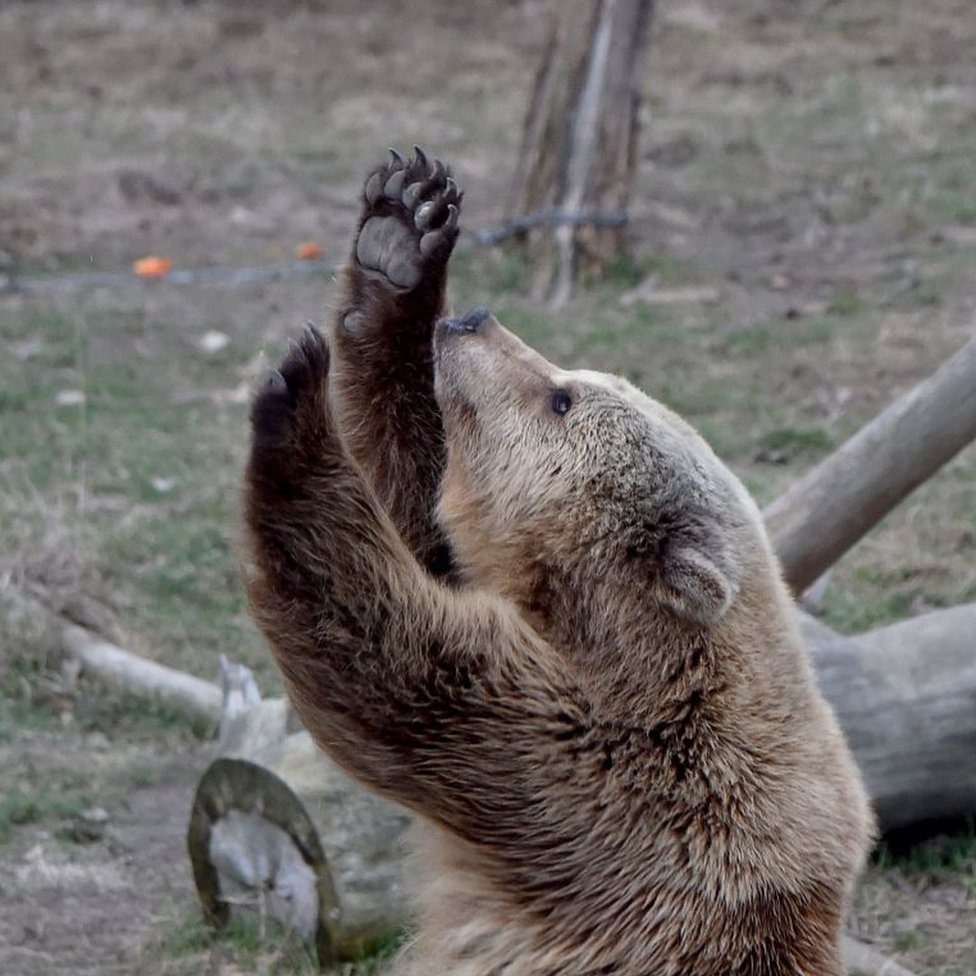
[355,147,462,290]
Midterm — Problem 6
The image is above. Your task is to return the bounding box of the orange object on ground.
[133,256,172,278]
[295,242,323,260]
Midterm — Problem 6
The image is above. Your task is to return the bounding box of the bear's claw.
[364,171,384,206]
[264,367,288,396]
[420,203,458,256]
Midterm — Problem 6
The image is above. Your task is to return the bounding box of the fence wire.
[1,209,628,295]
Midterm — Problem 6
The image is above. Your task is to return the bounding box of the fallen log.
[764,333,976,593]
[810,602,976,831]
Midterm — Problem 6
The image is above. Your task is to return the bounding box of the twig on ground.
[61,624,223,723]
[842,935,919,976]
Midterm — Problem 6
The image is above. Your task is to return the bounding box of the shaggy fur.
[243,151,873,975]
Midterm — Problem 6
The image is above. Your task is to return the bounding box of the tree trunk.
[764,333,976,594]
[508,0,653,305]
[187,710,412,963]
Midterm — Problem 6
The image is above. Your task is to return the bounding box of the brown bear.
[243,150,873,976]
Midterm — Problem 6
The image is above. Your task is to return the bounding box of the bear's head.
[433,308,776,645]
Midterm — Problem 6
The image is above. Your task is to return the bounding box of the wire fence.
[1,209,628,295]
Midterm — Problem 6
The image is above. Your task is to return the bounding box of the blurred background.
[0,1,974,974]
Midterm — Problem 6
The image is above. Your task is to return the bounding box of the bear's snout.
[440,305,492,337]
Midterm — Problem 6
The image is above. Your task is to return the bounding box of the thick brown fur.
[243,151,873,976]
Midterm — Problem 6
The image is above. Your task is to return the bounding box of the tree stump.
[508,0,654,304]
[187,698,412,963]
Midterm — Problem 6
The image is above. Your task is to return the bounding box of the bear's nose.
[444,305,490,334]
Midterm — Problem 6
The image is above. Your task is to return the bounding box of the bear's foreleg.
[244,326,594,839]
[329,149,461,576]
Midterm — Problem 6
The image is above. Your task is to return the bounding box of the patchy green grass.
[756,425,835,455]
[719,316,837,356]
[157,913,319,974]
[74,687,215,743]
[877,825,976,887]
[0,298,272,690]
[0,783,90,843]
[820,588,916,634]
[827,285,867,317]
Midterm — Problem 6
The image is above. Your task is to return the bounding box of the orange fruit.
[133,256,172,278]
[295,241,323,260]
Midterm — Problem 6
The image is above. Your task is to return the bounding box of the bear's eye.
[551,389,573,416]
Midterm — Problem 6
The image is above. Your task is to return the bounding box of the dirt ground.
[0,740,197,976]
[1,1,975,974]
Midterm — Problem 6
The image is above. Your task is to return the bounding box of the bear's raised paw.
[354,147,462,291]
[249,324,332,459]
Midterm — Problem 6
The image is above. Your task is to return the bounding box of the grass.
[158,913,320,974]
[73,688,215,743]
[0,299,272,688]
[877,824,976,886]
[719,316,837,355]
[756,425,835,455]
[820,588,917,634]
[154,912,401,975]
[827,286,867,317]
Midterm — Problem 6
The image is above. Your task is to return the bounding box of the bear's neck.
[503,558,804,729]
[499,560,698,701]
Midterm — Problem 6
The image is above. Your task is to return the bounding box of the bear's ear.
[630,518,741,627]
[653,540,739,627]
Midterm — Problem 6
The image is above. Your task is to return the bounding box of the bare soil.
[0,730,201,976]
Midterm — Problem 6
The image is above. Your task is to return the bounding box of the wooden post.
[508,0,654,305]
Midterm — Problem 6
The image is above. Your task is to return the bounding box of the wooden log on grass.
[764,334,976,594]
[810,602,976,831]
